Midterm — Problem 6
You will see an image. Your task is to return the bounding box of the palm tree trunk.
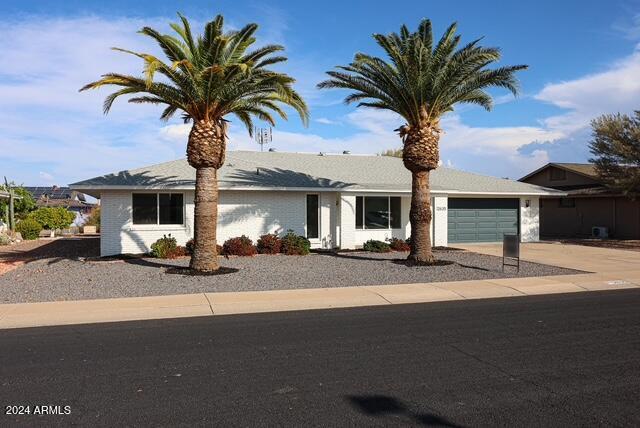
[189,167,219,272]
[402,116,440,265]
[407,170,435,264]
[187,119,227,272]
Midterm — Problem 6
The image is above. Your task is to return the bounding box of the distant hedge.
[29,207,75,230]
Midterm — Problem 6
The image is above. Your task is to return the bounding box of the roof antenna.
[254,127,272,152]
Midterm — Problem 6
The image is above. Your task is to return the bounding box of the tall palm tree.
[81,14,308,272]
[318,20,527,264]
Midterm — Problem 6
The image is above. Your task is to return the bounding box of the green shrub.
[223,235,257,256]
[388,237,411,252]
[257,233,281,254]
[280,230,310,255]
[0,234,10,246]
[29,207,75,230]
[16,218,42,240]
[363,239,391,253]
[0,185,36,222]
[150,234,178,258]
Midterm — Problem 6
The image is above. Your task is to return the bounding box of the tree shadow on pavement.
[0,236,100,266]
[346,394,463,427]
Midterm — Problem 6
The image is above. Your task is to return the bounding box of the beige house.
[520,163,640,239]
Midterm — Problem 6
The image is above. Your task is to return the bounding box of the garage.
[448,198,519,243]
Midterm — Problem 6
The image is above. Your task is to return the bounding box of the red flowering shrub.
[185,239,224,256]
[388,237,411,252]
[165,246,188,259]
[222,235,257,256]
[257,233,281,254]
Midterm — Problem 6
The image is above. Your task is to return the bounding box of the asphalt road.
[1,290,640,427]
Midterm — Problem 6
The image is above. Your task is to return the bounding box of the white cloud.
[158,106,555,178]
[613,12,640,40]
[38,171,54,182]
[3,14,640,185]
[315,117,338,125]
[535,46,640,134]
[439,114,563,154]
[0,16,188,184]
[0,16,164,118]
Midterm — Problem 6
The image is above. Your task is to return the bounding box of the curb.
[1,272,639,330]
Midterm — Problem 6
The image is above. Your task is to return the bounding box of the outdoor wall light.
[525,199,531,208]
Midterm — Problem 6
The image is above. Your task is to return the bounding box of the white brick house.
[70,151,562,257]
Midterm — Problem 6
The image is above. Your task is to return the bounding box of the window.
[550,168,567,181]
[559,197,575,208]
[132,194,157,225]
[390,197,401,229]
[159,193,184,224]
[355,196,402,229]
[306,194,319,239]
[132,193,184,225]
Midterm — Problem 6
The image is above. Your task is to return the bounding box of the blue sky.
[1,0,639,185]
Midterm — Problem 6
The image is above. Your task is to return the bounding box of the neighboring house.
[520,163,640,239]
[24,186,97,226]
[70,151,560,257]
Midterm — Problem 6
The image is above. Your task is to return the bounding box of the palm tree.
[318,20,526,264]
[81,14,308,272]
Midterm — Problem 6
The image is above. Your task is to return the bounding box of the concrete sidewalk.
[2,248,639,329]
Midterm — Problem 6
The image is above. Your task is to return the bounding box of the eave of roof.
[520,162,599,182]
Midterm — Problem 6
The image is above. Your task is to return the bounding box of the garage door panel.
[477,222,498,228]
[448,198,519,243]
[477,210,498,218]
[452,211,477,218]
[477,233,500,241]
[451,222,479,230]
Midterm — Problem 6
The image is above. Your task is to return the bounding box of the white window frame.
[304,193,320,241]
[355,196,402,230]
[131,192,186,226]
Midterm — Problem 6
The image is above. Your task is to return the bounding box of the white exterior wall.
[100,189,338,256]
[218,191,304,242]
[339,194,356,250]
[100,190,195,256]
[520,196,540,242]
[432,195,448,247]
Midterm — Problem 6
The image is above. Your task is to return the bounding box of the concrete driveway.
[456,242,640,275]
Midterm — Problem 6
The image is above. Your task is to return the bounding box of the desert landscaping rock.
[0,237,582,303]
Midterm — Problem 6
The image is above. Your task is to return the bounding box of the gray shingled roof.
[70,151,560,195]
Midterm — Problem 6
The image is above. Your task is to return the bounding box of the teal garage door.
[448,198,519,243]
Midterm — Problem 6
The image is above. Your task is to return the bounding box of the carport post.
[4,177,15,232]
[8,193,14,231]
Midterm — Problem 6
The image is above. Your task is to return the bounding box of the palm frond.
[80,13,308,130]
[318,20,527,126]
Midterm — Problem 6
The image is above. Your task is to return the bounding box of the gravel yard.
[0,237,582,304]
